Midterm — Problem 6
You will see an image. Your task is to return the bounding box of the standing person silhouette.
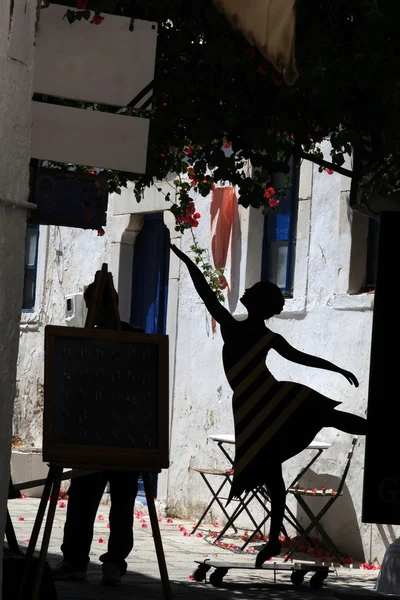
[170,243,367,565]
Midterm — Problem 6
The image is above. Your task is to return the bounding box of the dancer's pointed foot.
[255,539,282,567]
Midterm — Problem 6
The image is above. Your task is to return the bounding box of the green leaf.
[63,9,76,25]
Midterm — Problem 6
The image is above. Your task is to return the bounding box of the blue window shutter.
[261,158,300,294]
[130,213,170,335]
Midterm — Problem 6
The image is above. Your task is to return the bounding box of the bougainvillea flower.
[264,187,276,199]
[91,15,104,25]
[166,518,173,523]
[326,168,334,175]
[269,198,280,208]
[18,516,24,521]
[212,521,219,527]
[107,523,110,528]
[142,523,148,529]
[97,228,105,237]
[196,533,203,538]
[184,532,191,537]
[257,64,268,76]
[98,515,104,521]
[98,537,106,543]
[58,501,66,508]
[271,73,284,87]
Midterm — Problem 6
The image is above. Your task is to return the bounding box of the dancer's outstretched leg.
[325,410,367,435]
[255,464,285,567]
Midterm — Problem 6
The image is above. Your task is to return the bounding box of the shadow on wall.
[296,469,364,562]
[376,523,398,551]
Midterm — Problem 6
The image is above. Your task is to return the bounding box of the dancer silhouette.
[170,243,367,564]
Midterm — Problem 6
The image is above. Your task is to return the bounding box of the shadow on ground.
[42,549,375,600]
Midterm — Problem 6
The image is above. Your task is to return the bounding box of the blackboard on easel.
[44,325,169,471]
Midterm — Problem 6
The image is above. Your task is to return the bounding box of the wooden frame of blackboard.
[43,325,169,472]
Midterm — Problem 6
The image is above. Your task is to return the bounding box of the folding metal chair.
[190,467,239,534]
[284,437,358,564]
[190,467,271,537]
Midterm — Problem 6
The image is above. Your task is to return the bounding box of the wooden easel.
[19,264,172,600]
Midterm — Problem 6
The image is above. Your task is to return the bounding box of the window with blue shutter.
[261,158,300,296]
[22,225,40,311]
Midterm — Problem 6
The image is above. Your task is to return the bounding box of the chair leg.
[285,495,343,563]
[192,475,238,534]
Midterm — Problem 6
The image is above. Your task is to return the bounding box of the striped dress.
[222,326,340,500]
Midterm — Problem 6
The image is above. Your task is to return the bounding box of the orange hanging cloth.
[210,186,237,334]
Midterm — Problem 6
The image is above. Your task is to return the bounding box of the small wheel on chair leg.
[310,571,328,590]
[209,568,228,587]
[291,570,305,587]
[192,566,208,582]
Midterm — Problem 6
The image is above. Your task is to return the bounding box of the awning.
[213,0,298,85]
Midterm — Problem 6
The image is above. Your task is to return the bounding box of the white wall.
[0,0,37,588]
[15,150,392,562]
[15,212,112,446]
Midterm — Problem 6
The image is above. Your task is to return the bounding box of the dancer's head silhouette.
[240,282,285,320]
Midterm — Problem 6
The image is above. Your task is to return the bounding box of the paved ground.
[7,497,381,600]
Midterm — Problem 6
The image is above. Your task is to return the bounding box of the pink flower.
[179,526,187,532]
[107,523,110,528]
[213,521,219,527]
[226,468,234,474]
[58,501,66,508]
[75,0,87,8]
[257,64,268,76]
[142,523,148,529]
[87,169,95,175]
[158,517,163,522]
[91,15,104,25]
[325,168,334,175]
[189,575,195,581]
[223,141,231,149]
[166,518,173,523]
[21,494,26,499]
[271,72,284,87]
[196,533,203,538]
[98,537,106,544]
[184,143,192,156]
[24,537,30,542]
[247,48,256,59]
[97,228,105,237]
[98,515,104,520]
[18,516,24,521]
[264,186,276,199]
[184,532,191,537]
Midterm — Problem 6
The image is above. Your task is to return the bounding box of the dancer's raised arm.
[170,243,235,327]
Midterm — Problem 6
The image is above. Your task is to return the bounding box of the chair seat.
[288,487,342,497]
[191,467,234,476]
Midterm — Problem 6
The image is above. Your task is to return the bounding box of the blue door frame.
[130,213,170,499]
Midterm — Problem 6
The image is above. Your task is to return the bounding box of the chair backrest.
[336,437,358,495]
